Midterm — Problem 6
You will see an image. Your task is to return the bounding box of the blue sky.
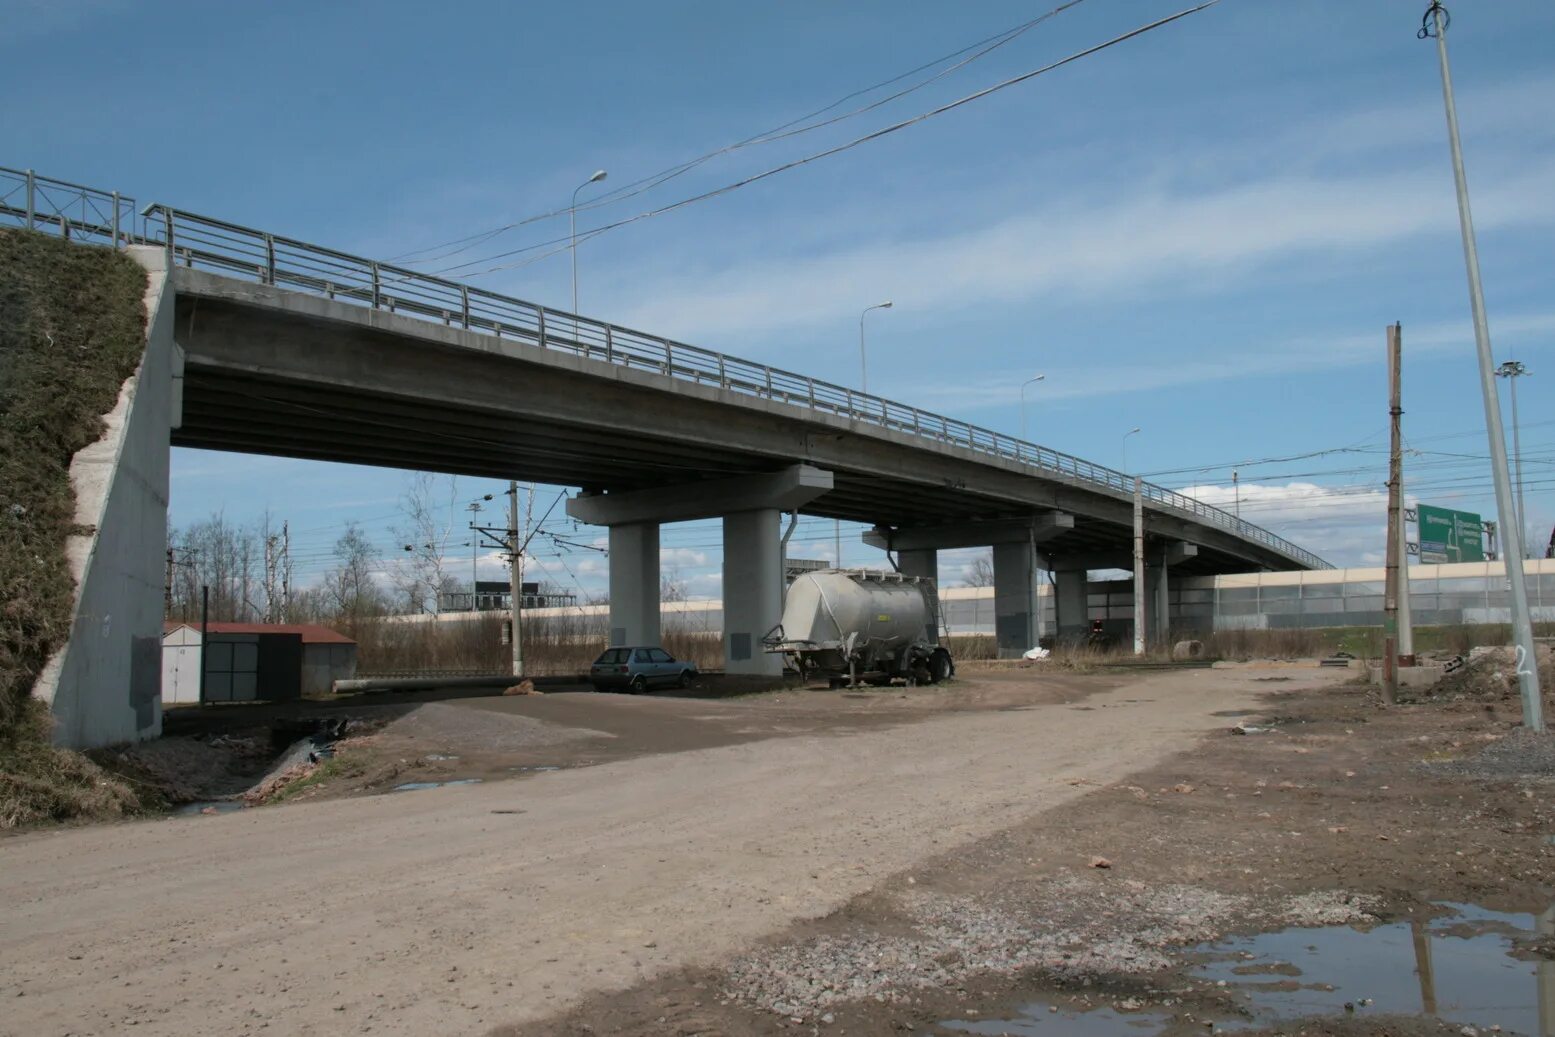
[8,0,1554,598]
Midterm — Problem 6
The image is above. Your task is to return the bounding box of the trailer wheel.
[927,649,954,685]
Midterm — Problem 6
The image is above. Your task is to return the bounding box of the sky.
[7,0,1554,601]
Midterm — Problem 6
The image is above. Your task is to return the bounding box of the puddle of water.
[1194,902,1546,1034]
[508,765,561,773]
[174,800,245,816]
[931,902,1553,1037]
[938,1005,1168,1035]
[1213,709,1260,718]
[391,778,484,792]
[424,753,459,762]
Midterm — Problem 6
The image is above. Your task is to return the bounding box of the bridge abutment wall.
[34,246,176,748]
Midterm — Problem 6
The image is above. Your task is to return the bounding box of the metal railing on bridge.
[0,165,1331,570]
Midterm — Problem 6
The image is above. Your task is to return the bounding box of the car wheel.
[629,674,647,694]
[678,670,694,689]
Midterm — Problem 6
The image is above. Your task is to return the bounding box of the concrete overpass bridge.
[3,167,1329,743]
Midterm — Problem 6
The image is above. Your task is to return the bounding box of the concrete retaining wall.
[32,247,176,748]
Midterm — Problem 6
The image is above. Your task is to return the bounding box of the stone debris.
[722,878,1376,1018]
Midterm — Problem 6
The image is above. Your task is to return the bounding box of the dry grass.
[348,613,723,676]
[1,229,147,734]
[0,229,148,827]
[0,699,141,829]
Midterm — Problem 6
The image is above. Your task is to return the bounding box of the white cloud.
[897,310,1555,409]
[1182,481,1390,568]
[611,155,1555,345]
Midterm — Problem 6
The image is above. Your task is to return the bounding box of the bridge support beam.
[993,541,1039,658]
[569,465,832,672]
[896,548,937,582]
[865,513,1073,658]
[1145,542,1198,645]
[1053,568,1089,641]
[723,510,784,676]
[608,523,660,648]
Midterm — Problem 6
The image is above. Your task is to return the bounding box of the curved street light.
[858,301,893,394]
[571,170,608,332]
[1495,360,1530,553]
[1020,374,1045,441]
[1122,426,1142,474]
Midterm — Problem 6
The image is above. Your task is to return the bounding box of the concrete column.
[897,548,937,582]
[1054,568,1088,640]
[992,541,1038,658]
[724,509,784,676]
[1145,562,1169,644]
[608,523,660,647]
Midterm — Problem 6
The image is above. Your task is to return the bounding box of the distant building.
[161,622,357,704]
[437,580,578,614]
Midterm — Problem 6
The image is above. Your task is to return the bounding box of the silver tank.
[777,569,936,653]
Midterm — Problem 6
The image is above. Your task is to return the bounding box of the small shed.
[161,622,358,704]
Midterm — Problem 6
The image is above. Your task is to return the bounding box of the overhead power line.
[390,1,1090,267]
[431,1,1224,280]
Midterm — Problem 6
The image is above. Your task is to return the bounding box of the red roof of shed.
[163,621,356,645]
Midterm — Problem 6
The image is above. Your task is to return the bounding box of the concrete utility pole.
[1232,470,1240,520]
[1383,323,1404,703]
[1133,476,1145,656]
[508,480,524,679]
[1495,360,1530,553]
[1421,1,1543,731]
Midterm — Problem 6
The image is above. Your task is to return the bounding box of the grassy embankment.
[0,228,149,828]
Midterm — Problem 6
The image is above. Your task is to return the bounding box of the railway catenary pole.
[1420,2,1542,731]
[509,480,524,679]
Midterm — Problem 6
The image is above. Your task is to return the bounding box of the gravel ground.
[373,700,613,752]
[1423,727,1555,779]
[721,877,1376,1020]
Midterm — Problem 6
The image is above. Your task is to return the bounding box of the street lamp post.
[1122,426,1142,474]
[1495,360,1530,554]
[858,301,893,395]
[1421,1,1542,730]
[570,169,608,334]
[1020,374,1045,442]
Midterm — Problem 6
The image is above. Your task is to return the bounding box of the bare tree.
[660,566,688,603]
[169,512,262,621]
[326,522,386,621]
[962,552,996,588]
[390,473,460,613]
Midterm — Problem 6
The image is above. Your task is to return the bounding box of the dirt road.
[0,669,1269,1036]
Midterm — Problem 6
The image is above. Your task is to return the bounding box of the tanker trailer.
[763,569,954,687]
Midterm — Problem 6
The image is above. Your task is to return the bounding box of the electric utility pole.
[1393,321,1418,705]
[1420,2,1543,731]
[508,480,524,679]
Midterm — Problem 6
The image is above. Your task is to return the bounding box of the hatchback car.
[589,646,698,693]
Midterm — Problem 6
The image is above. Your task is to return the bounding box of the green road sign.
[1417,504,1485,563]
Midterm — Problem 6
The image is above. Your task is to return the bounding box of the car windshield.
[594,648,629,665]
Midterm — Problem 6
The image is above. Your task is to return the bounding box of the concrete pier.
[570,465,831,670]
[723,510,784,675]
[608,523,661,647]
